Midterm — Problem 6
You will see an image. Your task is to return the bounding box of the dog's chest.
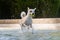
[24,16,32,25]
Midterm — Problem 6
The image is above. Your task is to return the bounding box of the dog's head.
[27,7,36,17]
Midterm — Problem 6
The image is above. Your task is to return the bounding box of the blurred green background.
[0,0,60,19]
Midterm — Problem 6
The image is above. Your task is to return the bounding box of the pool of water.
[0,29,60,40]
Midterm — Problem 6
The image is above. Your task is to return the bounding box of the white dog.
[20,7,36,33]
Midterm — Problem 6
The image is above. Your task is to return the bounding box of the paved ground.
[0,18,60,24]
[0,18,60,30]
[0,24,60,30]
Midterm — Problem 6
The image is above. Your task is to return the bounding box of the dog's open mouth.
[30,13,35,17]
[32,13,35,17]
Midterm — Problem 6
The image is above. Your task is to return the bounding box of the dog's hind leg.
[21,24,24,30]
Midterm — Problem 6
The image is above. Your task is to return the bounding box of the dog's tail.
[21,11,26,18]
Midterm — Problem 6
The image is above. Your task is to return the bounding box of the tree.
[0,0,60,19]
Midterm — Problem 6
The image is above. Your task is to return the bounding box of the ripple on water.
[0,30,60,40]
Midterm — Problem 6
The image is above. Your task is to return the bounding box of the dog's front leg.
[30,24,34,34]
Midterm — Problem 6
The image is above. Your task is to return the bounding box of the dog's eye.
[30,11,32,12]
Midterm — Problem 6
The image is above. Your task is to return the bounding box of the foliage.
[0,0,60,19]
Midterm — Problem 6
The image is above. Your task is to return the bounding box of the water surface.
[0,29,60,40]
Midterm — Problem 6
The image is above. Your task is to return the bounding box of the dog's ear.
[28,7,29,10]
[34,8,36,10]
